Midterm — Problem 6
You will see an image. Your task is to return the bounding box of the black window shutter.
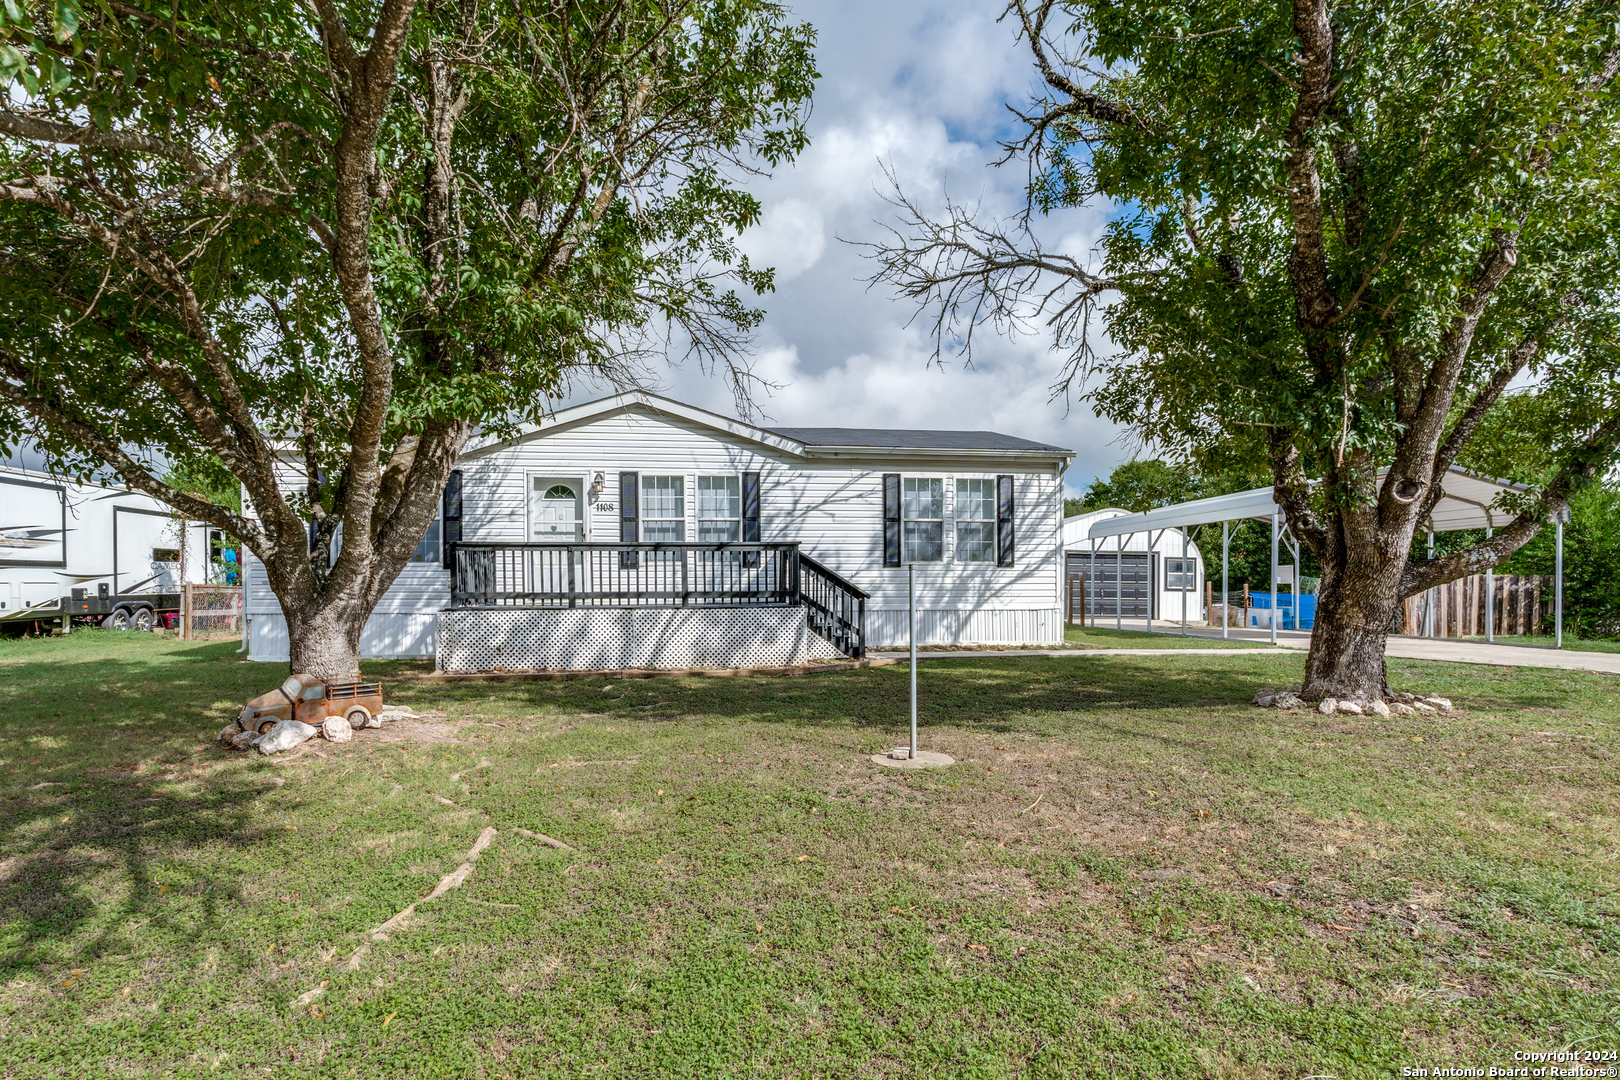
[996,474,1015,567]
[741,471,761,568]
[619,471,639,569]
[882,473,902,567]
[440,469,463,569]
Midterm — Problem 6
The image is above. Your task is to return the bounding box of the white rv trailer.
[0,465,212,633]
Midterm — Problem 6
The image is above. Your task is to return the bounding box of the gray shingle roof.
[768,426,1070,453]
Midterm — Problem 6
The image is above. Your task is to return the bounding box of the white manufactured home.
[244,393,1075,670]
[1061,509,1207,625]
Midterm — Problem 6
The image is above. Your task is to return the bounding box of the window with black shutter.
[741,471,761,567]
[882,473,902,567]
[440,469,463,569]
[996,474,1015,567]
[619,471,639,569]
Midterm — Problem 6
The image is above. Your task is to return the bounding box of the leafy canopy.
[0,0,816,526]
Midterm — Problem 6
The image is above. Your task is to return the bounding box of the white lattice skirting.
[437,606,837,672]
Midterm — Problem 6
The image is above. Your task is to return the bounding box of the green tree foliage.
[873,0,1620,697]
[1503,483,1620,639]
[0,0,816,673]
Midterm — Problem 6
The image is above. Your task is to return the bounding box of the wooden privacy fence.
[1398,574,1551,638]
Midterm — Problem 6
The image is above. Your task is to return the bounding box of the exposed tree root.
[370,826,498,941]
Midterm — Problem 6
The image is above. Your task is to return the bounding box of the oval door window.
[532,481,583,540]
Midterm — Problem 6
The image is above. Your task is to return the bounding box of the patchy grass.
[1,629,1617,1078]
[1063,624,1273,649]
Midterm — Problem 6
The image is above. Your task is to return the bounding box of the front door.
[529,478,584,602]
[530,479,583,541]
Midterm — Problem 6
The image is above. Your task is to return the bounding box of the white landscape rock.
[1337,700,1364,716]
[1274,692,1307,710]
[1318,698,1338,715]
[229,729,258,751]
[1413,701,1438,714]
[1369,701,1392,718]
[322,715,354,743]
[1422,696,1454,712]
[218,723,240,747]
[1393,702,1418,717]
[257,719,318,756]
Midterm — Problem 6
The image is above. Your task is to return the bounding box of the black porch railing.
[798,553,869,658]
[449,542,801,609]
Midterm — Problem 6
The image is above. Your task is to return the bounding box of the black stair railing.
[797,552,869,659]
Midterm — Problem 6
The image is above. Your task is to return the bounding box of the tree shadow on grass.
[0,637,287,976]
[0,769,284,979]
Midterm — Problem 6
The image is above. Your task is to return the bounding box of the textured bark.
[285,591,370,681]
[1301,550,1406,701]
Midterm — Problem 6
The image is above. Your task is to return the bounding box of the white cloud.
[570,0,1135,498]
[736,198,825,283]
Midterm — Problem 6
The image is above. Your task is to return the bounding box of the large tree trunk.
[284,581,375,681]
[1301,566,1405,703]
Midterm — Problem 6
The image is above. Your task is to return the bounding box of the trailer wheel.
[345,706,372,730]
[130,607,154,632]
[257,717,278,735]
[102,608,131,630]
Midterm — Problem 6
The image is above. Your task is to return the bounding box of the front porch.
[437,542,868,673]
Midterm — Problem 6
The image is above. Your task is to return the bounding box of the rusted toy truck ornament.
[237,673,383,734]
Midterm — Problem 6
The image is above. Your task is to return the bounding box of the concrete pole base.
[870,749,955,769]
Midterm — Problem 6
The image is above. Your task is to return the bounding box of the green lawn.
[1,631,1617,1078]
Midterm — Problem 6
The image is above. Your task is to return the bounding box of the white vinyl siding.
[697,475,741,542]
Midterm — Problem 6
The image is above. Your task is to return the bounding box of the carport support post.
[1555,517,1564,650]
[1115,539,1122,632]
[1425,531,1435,638]
[909,562,917,760]
[1221,521,1229,641]
[1088,540,1097,628]
[1268,513,1279,645]
[1180,526,1188,636]
[1485,525,1494,643]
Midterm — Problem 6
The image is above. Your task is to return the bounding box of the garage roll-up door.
[1068,552,1153,619]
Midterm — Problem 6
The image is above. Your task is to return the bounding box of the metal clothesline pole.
[1555,516,1564,650]
[909,562,917,759]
